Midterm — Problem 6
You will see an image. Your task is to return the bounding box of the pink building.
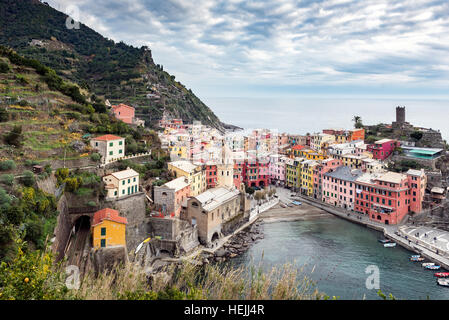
[322,166,363,210]
[269,155,286,186]
[154,177,191,218]
[354,169,426,225]
[313,158,342,200]
[111,104,135,124]
[367,139,398,160]
[205,164,218,188]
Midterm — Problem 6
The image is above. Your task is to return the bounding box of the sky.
[45,0,449,99]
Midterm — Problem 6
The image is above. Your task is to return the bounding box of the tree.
[352,116,363,129]
[20,170,35,187]
[0,61,9,73]
[3,125,23,147]
[410,131,423,141]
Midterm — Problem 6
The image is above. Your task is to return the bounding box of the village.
[54,104,449,278]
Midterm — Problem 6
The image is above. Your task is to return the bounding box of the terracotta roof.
[292,145,305,150]
[92,134,123,141]
[93,208,127,226]
[112,103,134,110]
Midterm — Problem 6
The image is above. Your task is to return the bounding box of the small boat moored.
[378,239,391,244]
[437,278,449,287]
[426,265,441,270]
[410,257,425,262]
[422,262,435,267]
[435,272,449,278]
[384,243,396,248]
[410,255,421,259]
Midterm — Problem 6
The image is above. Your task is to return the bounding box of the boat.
[435,272,449,278]
[437,278,449,287]
[425,265,441,270]
[410,255,421,259]
[384,243,396,248]
[378,239,391,244]
[410,257,425,262]
[422,262,435,267]
[292,201,302,206]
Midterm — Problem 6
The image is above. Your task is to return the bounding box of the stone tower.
[396,106,406,124]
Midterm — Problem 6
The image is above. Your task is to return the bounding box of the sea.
[204,96,449,141]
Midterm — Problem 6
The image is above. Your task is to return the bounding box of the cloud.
[45,0,449,97]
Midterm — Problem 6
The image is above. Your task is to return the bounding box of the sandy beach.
[259,202,333,223]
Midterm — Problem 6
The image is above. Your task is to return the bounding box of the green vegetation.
[1,241,324,300]
[388,160,423,173]
[0,160,16,171]
[411,131,423,141]
[352,115,363,129]
[0,0,223,129]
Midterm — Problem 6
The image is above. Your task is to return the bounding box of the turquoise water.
[226,216,449,300]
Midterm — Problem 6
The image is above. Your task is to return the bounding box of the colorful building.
[242,160,269,188]
[367,139,398,160]
[354,169,426,225]
[291,144,306,157]
[322,166,363,210]
[111,103,135,124]
[300,160,318,196]
[312,158,342,200]
[168,160,206,196]
[103,168,140,199]
[92,208,127,249]
[205,164,218,188]
[349,129,365,141]
[154,176,191,217]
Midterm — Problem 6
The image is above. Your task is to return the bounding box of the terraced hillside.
[0,0,224,131]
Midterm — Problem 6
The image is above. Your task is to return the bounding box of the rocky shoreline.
[203,220,265,263]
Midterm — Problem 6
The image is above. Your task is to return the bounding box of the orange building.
[349,129,365,141]
[92,208,127,249]
[111,104,135,124]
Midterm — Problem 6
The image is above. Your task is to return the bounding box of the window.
[101,227,106,236]
[119,149,123,154]
[101,239,106,247]
[109,142,113,147]
[119,141,123,145]
[109,151,113,155]
[114,191,117,196]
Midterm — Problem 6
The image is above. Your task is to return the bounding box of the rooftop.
[169,160,199,173]
[375,138,394,144]
[325,166,363,181]
[109,168,139,180]
[194,187,240,211]
[376,171,406,184]
[93,134,124,141]
[161,177,190,192]
[93,208,127,226]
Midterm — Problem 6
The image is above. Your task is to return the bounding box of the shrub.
[0,107,9,122]
[0,242,72,300]
[0,160,16,171]
[0,61,9,73]
[0,187,12,208]
[44,164,52,175]
[90,153,101,162]
[55,168,69,184]
[87,201,97,207]
[4,125,23,147]
[0,174,14,186]
[20,170,35,187]
[64,177,82,192]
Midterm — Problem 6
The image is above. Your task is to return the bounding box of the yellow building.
[92,208,127,249]
[168,145,187,159]
[298,148,327,161]
[168,160,206,196]
[285,157,305,190]
[334,154,368,169]
[300,160,318,196]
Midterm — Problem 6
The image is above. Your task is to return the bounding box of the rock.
[215,248,226,257]
[229,253,237,258]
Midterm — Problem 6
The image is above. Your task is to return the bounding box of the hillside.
[0,0,224,131]
[0,46,164,171]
